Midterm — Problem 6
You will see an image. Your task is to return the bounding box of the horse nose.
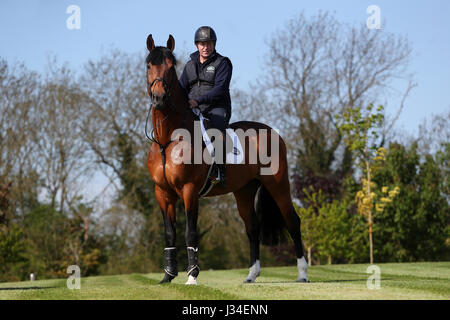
[151,92,167,106]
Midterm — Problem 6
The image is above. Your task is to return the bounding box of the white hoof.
[185,275,197,285]
[243,260,260,283]
[297,257,309,283]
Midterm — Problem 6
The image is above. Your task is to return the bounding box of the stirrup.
[211,164,226,186]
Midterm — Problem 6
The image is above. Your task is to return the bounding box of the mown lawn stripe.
[138,274,241,300]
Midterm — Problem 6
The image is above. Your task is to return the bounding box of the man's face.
[196,41,215,61]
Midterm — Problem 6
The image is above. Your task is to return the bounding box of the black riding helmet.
[194,26,217,43]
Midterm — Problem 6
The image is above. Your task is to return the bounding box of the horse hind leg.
[276,200,309,282]
[233,180,261,283]
[286,208,308,282]
[259,177,309,282]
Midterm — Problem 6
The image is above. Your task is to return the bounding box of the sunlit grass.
[0,262,448,300]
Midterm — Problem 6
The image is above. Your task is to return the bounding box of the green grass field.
[0,262,449,300]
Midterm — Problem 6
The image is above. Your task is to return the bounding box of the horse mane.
[146,46,177,66]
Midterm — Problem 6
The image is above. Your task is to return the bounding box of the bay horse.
[145,34,308,285]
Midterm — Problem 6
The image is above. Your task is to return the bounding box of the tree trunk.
[84,217,89,242]
[307,247,312,266]
[366,154,374,265]
[369,223,373,264]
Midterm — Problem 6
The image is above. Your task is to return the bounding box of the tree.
[0,182,12,225]
[234,11,414,204]
[294,188,367,265]
[0,59,41,224]
[338,104,400,264]
[435,142,450,203]
[0,224,27,281]
[32,59,95,214]
[372,142,450,262]
[417,110,450,156]
[416,110,449,202]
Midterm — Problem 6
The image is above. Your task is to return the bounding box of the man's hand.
[188,99,199,108]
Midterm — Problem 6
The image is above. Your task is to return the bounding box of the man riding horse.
[145,32,309,285]
[179,26,232,186]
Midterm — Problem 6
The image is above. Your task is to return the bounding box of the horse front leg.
[182,185,200,285]
[155,185,178,284]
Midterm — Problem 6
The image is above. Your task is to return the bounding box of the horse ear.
[167,34,175,52]
[147,34,155,51]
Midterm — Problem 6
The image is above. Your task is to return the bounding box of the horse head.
[146,34,177,110]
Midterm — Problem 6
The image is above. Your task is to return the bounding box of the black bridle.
[144,69,177,188]
[145,71,174,147]
[149,76,170,103]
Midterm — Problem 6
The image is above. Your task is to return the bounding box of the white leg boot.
[297,256,309,282]
[243,260,261,283]
[186,275,197,285]
[185,247,199,285]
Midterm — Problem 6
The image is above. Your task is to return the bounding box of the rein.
[145,70,176,188]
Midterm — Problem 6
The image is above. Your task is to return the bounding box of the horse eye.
[147,64,151,70]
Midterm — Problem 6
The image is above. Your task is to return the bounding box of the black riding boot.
[204,107,229,187]
[160,247,177,284]
[217,162,226,186]
[213,132,227,187]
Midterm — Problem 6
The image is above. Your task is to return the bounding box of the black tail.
[254,184,289,246]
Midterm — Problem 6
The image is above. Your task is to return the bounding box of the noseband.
[149,77,170,107]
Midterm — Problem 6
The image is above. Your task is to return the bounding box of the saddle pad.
[193,108,244,165]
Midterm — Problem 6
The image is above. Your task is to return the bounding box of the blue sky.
[1,0,449,135]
